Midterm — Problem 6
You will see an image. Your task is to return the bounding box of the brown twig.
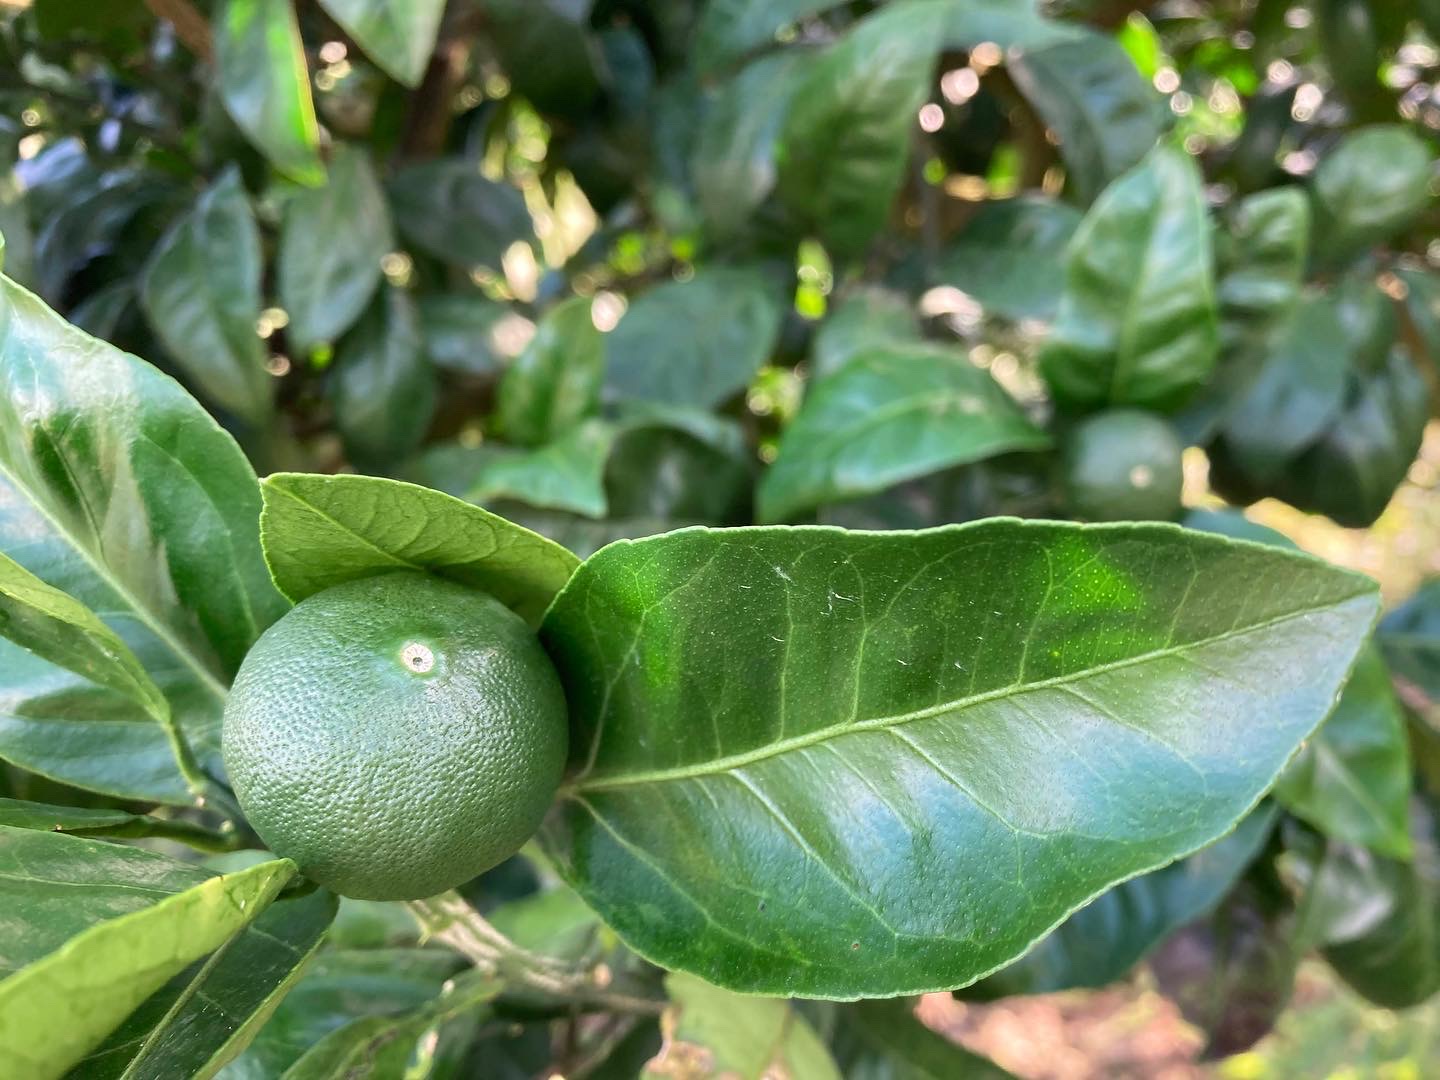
[143,0,213,63]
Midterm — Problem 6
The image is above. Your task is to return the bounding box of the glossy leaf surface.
[260,472,578,625]
[0,827,295,1077]
[278,145,393,356]
[0,273,286,797]
[215,0,324,185]
[1041,145,1218,413]
[540,522,1377,996]
[758,345,1048,522]
[140,169,271,425]
[318,0,446,87]
[498,296,603,447]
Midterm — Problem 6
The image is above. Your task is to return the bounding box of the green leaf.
[810,287,921,381]
[281,970,502,1080]
[604,267,783,409]
[317,0,446,87]
[643,971,840,1079]
[388,159,532,269]
[776,2,944,258]
[538,521,1377,997]
[1040,144,1219,413]
[497,296,603,447]
[278,145,393,356]
[934,197,1083,324]
[692,50,811,242]
[1380,578,1440,703]
[331,287,437,468]
[831,997,1016,1079]
[1213,296,1349,485]
[0,273,287,800]
[1397,268,1440,377]
[471,0,602,117]
[140,169,272,425]
[0,827,295,1077]
[468,421,617,519]
[215,0,324,186]
[78,887,338,1079]
[1008,30,1165,206]
[692,0,847,75]
[417,293,511,377]
[1311,125,1432,264]
[977,804,1276,996]
[758,345,1048,522]
[0,798,229,849]
[222,947,465,1078]
[1216,187,1310,353]
[1273,648,1413,859]
[260,472,579,626]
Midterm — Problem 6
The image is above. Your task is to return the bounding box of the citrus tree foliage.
[0,0,1437,1075]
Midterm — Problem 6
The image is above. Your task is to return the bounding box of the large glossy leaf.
[776,2,943,258]
[1311,126,1432,264]
[757,345,1048,522]
[260,472,578,626]
[692,0,846,75]
[830,998,1015,1079]
[643,971,840,1079]
[538,522,1377,996]
[140,169,272,425]
[497,296,603,447]
[0,273,286,798]
[934,198,1083,324]
[318,0,446,87]
[1272,648,1412,859]
[388,160,532,269]
[1380,579,1440,703]
[0,827,295,1077]
[79,887,338,1079]
[331,287,436,468]
[215,0,324,186]
[220,947,466,1078]
[978,804,1277,996]
[604,267,782,408]
[1009,31,1164,206]
[278,145,393,356]
[1040,144,1218,413]
[692,51,811,242]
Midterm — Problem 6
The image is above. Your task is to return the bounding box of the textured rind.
[223,571,568,900]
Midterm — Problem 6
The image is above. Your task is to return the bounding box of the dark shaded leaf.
[934,197,1083,324]
[388,160,532,269]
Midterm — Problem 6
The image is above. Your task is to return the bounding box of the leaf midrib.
[563,593,1370,795]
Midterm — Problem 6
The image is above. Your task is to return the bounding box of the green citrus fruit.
[1060,409,1184,522]
[222,571,568,901]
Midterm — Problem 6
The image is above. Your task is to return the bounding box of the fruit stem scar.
[401,642,435,673]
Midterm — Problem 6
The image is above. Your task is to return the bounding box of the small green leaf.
[278,145,393,356]
[539,522,1377,997]
[470,0,602,116]
[260,472,579,625]
[1273,649,1413,859]
[141,169,272,425]
[1216,187,1310,353]
[604,267,782,409]
[331,287,437,468]
[468,421,617,519]
[1008,31,1165,205]
[387,159,532,269]
[644,971,841,1080]
[1380,578,1440,704]
[810,287,921,381]
[317,0,446,87]
[215,0,325,186]
[0,798,229,849]
[776,2,944,257]
[934,197,1083,324]
[0,827,295,1078]
[416,293,511,376]
[1312,125,1432,264]
[758,345,1048,522]
[1041,144,1219,413]
[497,296,603,447]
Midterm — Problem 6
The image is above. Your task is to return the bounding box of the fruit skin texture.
[1060,409,1184,522]
[223,571,569,901]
